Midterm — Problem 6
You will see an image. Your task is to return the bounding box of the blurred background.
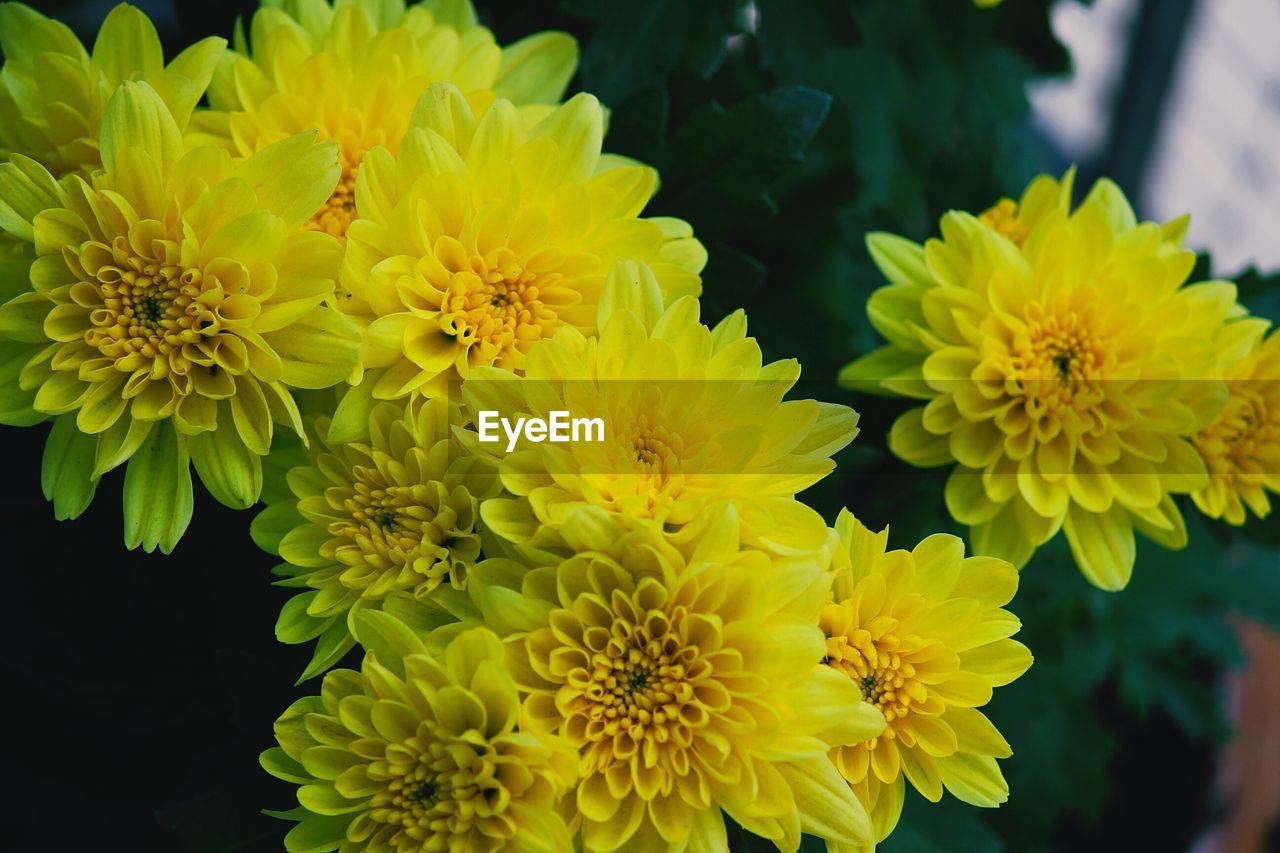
[2,0,1278,851]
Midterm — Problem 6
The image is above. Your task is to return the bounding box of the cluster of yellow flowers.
[9,1,1274,851]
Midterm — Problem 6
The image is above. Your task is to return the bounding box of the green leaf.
[1232,265,1280,322]
[122,421,193,553]
[654,86,833,244]
[565,0,739,103]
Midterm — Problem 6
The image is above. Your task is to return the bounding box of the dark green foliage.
[561,0,740,102]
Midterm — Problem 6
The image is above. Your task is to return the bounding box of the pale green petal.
[122,422,193,553]
[41,413,99,520]
[93,416,154,477]
[153,36,228,127]
[92,4,164,85]
[282,814,355,853]
[190,423,263,509]
[261,307,361,390]
[1063,504,1135,591]
[352,610,427,677]
[0,291,52,343]
[0,338,42,426]
[493,31,577,105]
[252,500,304,554]
[277,592,332,644]
[100,81,183,178]
[0,155,60,242]
[297,620,358,684]
[260,746,311,785]
[238,134,343,229]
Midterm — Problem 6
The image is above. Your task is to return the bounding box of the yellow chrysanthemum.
[841,173,1238,589]
[821,510,1032,845]
[193,0,578,241]
[1192,320,1280,524]
[973,169,1076,247]
[459,261,858,561]
[326,84,706,439]
[253,396,502,679]
[0,2,224,179]
[0,82,360,551]
[263,614,578,852]
[465,508,885,851]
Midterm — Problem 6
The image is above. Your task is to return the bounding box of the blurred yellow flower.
[975,169,1075,247]
[263,615,578,852]
[1192,321,1280,525]
[466,508,885,851]
[328,84,706,437]
[252,396,501,679]
[0,82,359,551]
[842,173,1236,589]
[0,1,224,178]
[822,510,1031,844]
[194,0,577,241]
[461,261,857,561]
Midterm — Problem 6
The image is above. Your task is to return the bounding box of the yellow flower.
[466,508,885,851]
[0,82,360,551]
[821,510,1032,844]
[0,2,224,178]
[841,174,1237,589]
[253,396,501,679]
[974,169,1075,247]
[326,84,706,438]
[194,0,578,241]
[263,614,578,852]
[1192,320,1280,524]
[460,261,858,561]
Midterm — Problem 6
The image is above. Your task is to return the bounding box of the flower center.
[341,477,425,551]
[1002,307,1113,424]
[615,405,688,475]
[979,198,1030,245]
[1015,314,1099,385]
[78,232,225,385]
[631,429,681,472]
[439,248,560,362]
[370,728,505,843]
[568,600,714,775]
[322,458,480,599]
[306,153,361,240]
[820,605,927,747]
[824,631,917,725]
[404,780,437,807]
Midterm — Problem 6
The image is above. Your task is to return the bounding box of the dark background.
[4,1,1280,851]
